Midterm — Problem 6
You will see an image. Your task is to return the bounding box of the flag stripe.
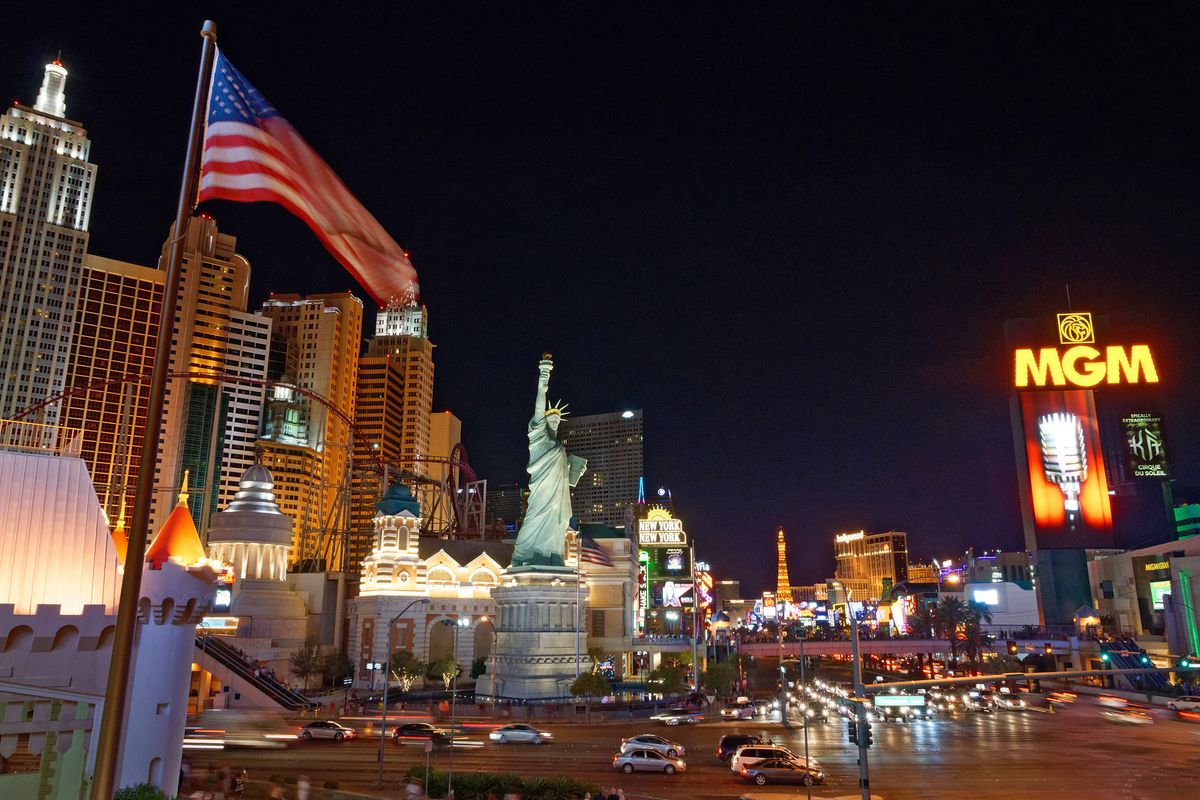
[198,52,417,305]
[580,535,613,567]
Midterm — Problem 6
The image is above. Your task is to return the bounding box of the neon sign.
[1014,312,1158,388]
[1014,345,1159,388]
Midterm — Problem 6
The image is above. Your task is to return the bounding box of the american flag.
[580,534,613,567]
[198,52,418,306]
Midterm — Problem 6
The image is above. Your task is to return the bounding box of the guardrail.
[0,418,82,456]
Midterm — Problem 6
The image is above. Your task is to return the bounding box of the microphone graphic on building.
[1038,412,1088,528]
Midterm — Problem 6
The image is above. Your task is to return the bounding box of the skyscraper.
[559,410,644,528]
[61,254,164,521]
[776,526,792,600]
[257,292,363,568]
[349,298,435,570]
[833,529,910,602]
[151,216,270,533]
[0,60,97,436]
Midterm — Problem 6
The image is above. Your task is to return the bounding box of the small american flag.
[198,52,418,306]
[580,534,613,567]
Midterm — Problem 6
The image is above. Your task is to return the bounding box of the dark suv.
[392,722,452,746]
[716,733,764,761]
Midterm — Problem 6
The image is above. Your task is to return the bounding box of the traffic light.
[862,721,874,748]
[1007,640,1018,655]
[1140,654,1151,666]
[1044,642,1053,655]
[1101,651,1111,663]
[1180,656,1193,669]
[847,719,858,745]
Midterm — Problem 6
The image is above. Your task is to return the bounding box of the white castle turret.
[359,480,424,594]
[120,479,218,793]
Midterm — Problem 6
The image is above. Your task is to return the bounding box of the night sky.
[5,5,1198,595]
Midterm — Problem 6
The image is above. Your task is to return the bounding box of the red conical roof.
[146,500,206,569]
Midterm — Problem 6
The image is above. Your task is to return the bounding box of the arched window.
[426,566,456,585]
[468,568,498,586]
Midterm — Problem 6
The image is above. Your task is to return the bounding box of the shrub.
[113,785,172,800]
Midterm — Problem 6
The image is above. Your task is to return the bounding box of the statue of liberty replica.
[511,354,587,568]
[479,354,592,701]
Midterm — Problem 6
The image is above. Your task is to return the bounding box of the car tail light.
[740,767,747,774]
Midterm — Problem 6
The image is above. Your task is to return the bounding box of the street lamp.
[833,581,870,800]
[440,616,471,799]
[378,597,430,788]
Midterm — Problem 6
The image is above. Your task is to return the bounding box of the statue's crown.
[545,400,570,417]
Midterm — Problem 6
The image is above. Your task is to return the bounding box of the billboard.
[1016,389,1114,549]
[1121,413,1169,479]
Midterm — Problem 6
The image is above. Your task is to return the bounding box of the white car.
[489,723,553,744]
[1167,696,1200,712]
[298,721,356,742]
[722,701,757,719]
[619,734,685,758]
[729,744,806,774]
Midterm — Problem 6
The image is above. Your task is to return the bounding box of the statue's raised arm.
[511,354,587,570]
[533,354,552,423]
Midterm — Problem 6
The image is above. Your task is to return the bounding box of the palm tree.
[961,601,995,666]
[932,596,971,665]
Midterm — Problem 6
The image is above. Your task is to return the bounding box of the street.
[188,696,1200,799]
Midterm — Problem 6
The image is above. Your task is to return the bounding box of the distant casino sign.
[1013,312,1159,389]
[638,508,687,546]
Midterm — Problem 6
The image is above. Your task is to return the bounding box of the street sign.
[424,739,434,754]
[873,694,925,708]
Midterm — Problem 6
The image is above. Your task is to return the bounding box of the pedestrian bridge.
[740,638,953,657]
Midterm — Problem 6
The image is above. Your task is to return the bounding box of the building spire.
[34,58,68,117]
[776,526,792,601]
[178,470,190,506]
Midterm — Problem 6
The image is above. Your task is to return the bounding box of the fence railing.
[0,419,82,457]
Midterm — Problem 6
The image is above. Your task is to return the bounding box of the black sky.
[6,4,1199,595]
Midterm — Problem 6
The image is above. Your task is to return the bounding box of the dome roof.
[377,481,420,517]
[208,464,293,546]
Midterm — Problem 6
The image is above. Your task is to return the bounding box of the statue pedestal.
[477,568,588,702]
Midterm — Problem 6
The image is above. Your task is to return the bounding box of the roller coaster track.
[11,369,481,536]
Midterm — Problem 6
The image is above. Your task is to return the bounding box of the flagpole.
[576,532,583,679]
[90,20,218,799]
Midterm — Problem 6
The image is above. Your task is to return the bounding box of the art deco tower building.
[776,527,792,601]
[150,216,271,533]
[0,60,97,433]
[257,292,362,569]
[349,296,434,572]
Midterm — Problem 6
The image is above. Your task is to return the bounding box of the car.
[739,757,825,787]
[716,734,765,761]
[612,749,686,775]
[392,722,451,746]
[1102,709,1154,725]
[996,694,1027,711]
[652,708,704,726]
[298,721,356,742]
[729,744,800,774]
[1097,695,1128,709]
[488,723,553,744]
[619,734,685,758]
[961,692,994,713]
[1167,696,1200,712]
[722,701,758,719]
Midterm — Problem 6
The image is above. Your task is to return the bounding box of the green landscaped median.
[402,766,599,800]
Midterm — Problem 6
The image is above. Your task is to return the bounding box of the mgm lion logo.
[1057,312,1094,345]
